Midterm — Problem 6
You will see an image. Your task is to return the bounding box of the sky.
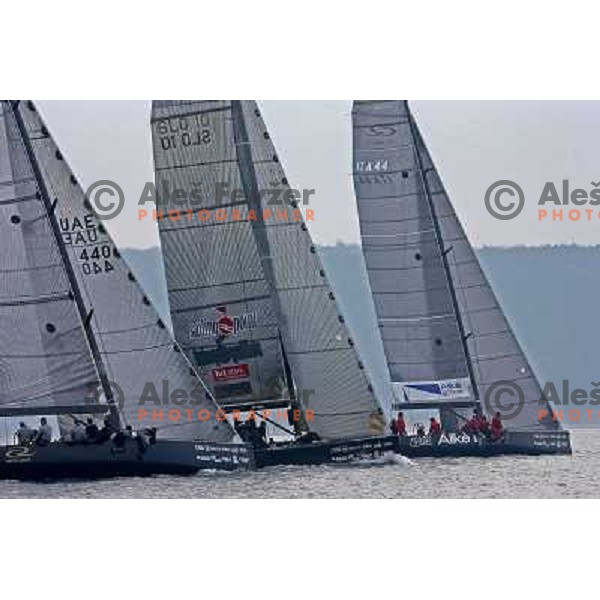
[35,100,600,249]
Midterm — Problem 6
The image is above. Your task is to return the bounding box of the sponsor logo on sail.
[212,364,250,382]
[392,378,470,408]
[190,306,257,340]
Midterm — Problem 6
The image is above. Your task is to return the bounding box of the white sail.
[14,100,234,442]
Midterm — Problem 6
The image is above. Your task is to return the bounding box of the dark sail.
[153,101,384,439]
[8,100,234,442]
[352,100,557,430]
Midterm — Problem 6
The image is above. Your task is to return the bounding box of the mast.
[230,101,302,416]
[406,106,480,405]
[10,100,121,426]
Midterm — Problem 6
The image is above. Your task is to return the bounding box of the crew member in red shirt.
[396,412,407,436]
[490,412,504,441]
[469,411,482,433]
[429,416,441,436]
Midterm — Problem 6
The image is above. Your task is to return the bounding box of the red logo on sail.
[190,305,258,340]
[212,364,250,382]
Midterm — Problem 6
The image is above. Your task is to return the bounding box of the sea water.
[0,429,596,499]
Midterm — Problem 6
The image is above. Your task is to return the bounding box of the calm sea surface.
[1,429,598,499]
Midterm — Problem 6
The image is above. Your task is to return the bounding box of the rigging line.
[0,292,72,307]
[99,342,174,355]
[171,294,271,314]
[168,277,266,294]
[100,322,159,335]
[0,176,35,187]
[150,104,232,123]
[154,157,238,172]
[0,193,39,206]
[408,107,480,404]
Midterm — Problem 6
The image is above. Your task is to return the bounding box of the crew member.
[85,417,99,441]
[429,416,441,436]
[396,412,407,436]
[490,412,504,441]
[479,414,490,436]
[95,416,114,444]
[15,422,35,445]
[468,411,481,434]
[71,420,87,444]
[368,409,386,436]
[36,417,52,446]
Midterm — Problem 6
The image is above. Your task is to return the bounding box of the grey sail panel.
[352,101,472,405]
[410,116,556,429]
[352,100,555,430]
[151,101,287,409]
[0,101,100,420]
[17,101,234,442]
[241,101,382,438]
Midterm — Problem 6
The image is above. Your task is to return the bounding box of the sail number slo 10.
[155,115,213,151]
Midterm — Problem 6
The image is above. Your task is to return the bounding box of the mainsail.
[352,100,557,431]
[0,102,100,432]
[152,100,383,439]
[5,100,234,443]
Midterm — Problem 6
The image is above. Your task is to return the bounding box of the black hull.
[0,439,254,480]
[0,430,571,480]
[255,430,572,467]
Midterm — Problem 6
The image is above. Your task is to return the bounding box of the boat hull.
[397,429,572,458]
[255,430,572,467]
[0,430,571,479]
[0,439,254,480]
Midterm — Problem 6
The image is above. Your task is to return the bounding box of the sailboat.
[0,100,253,479]
[352,100,571,456]
[152,100,398,465]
